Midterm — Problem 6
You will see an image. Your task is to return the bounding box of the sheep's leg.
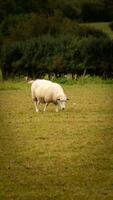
[34,99,40,112]
[43,103,48,112]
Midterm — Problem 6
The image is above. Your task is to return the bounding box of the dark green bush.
[1,35,113,79]
[0,12,108,46]
[81,1,113,22]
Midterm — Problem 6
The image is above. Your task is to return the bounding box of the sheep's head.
[57,96,69,110]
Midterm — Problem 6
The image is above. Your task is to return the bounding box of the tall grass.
[0,76,113,92]
[51,75,113,85]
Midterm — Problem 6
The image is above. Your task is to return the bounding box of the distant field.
[82,22,113,39]
[0,80,113,200]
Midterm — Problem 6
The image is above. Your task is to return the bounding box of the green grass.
[82,22,113,39]
[55,76,113,85]
[0,80,113,200]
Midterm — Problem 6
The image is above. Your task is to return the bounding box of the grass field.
[0,80,113,200]
[82,22,113,39]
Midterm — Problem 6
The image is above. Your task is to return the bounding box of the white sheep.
[30,79,69,112]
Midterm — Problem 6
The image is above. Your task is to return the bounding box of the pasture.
[0,80,113,200]
[82,22,113,39]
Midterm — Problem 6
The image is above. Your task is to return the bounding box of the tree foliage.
[0,0,113,79]
[0,0,113,23]
[1,35,113,79]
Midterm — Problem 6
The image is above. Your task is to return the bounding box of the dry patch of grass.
[0,81,113,200]
[82,22,113,39]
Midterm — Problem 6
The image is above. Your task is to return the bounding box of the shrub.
[1,35,113,79]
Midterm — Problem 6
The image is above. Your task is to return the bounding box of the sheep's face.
[57,96,69,110]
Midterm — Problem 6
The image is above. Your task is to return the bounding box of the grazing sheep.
[30,79,69,112]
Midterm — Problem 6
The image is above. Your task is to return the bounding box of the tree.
[0,0,16,22]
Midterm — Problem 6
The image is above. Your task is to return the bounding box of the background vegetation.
[0,0,113,79]
[0,1,113,199]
